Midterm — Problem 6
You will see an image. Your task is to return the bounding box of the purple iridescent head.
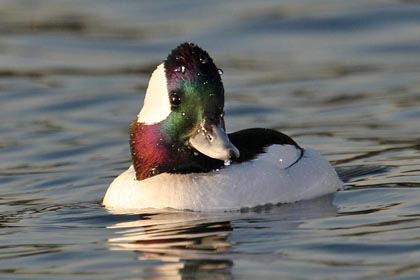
[131,43,239,180]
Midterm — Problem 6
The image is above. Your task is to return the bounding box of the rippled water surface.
[2,1,420,279]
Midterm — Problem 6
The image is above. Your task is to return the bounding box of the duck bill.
[189,119,240,161]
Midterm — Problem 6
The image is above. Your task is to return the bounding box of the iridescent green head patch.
[163,43,225,140]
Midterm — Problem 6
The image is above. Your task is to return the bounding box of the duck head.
[131,43,239,180]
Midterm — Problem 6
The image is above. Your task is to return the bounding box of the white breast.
[103,145,342,212]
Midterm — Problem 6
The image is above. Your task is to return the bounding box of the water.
[1,0,420,279]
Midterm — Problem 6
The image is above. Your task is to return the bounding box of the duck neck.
[130,121,225,180]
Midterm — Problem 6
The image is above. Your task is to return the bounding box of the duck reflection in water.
[106,195,337,279]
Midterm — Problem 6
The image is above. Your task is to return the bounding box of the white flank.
[137,63,171,124]
[103,145,343,212]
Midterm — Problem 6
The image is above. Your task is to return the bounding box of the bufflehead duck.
[103,43,342,212]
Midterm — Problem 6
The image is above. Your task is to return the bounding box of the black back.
[228,128,302,163]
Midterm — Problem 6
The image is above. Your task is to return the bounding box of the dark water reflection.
[107,196,337,279]
[2,0,420,279]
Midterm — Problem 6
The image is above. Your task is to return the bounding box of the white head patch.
[137,63,171,124]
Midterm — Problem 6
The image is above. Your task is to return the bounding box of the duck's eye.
[169,92,182,107]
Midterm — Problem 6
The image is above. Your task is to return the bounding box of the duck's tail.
[335,165,391,183]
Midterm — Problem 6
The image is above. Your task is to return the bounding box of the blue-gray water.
[1,1,420,279]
